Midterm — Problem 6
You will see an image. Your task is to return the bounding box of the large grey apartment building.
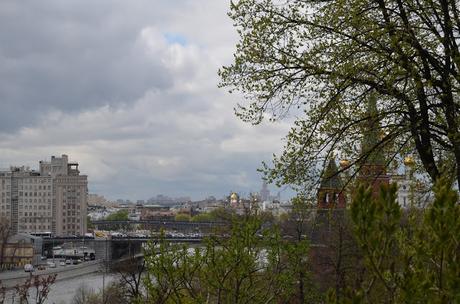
[0,155,87,236]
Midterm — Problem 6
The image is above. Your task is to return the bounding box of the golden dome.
[404,156,415,167]
[230,192,238,200]
[339,159,350,168]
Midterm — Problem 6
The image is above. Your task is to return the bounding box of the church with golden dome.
[317,155,421,209]
[229,192,239,207]
[317,96,423,209]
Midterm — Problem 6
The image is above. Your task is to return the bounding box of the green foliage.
[104,210,130,231]
[87,216,94,230]
[337,180,460,303]
[208,207,234,221]
[72,282,126,304]
[174,213,191,222]
[105,210,129,221]
[217,1,460,301]
[142,214,317,303]
[190,213,214,222]
[220,0,460,190]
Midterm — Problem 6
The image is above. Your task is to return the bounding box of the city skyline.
[0,1,290,200]
[0,154,287,202]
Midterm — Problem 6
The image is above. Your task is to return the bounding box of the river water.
[5,273,117,304]
[48,273,116,304]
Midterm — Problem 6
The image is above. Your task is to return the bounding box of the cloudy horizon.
[0,0,291,201]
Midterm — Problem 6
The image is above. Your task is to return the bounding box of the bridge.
[90,219,228,231]
[42,236,206,262]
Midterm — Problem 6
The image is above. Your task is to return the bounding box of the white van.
[24,264,34,272]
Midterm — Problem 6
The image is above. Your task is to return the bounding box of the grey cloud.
[0,0,289,200]
[0,0,183,131]
[89,151,269,200]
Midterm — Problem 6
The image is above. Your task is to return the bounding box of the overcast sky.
[0,0,290,201]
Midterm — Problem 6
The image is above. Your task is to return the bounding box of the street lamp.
[102,236,107,303]
[101,235,110,303]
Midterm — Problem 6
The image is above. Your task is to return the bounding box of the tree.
[190,212,214,222]
[104,210,129,231]
[87,216,95,230]
[112,254,146,301]
[279,196,363,303]
[142,214,317,303]
[105,210,129,221]
[305,209,365,302]
[11,274,57,304]
[71,284,97,304]
[0,280,6,304]
[220,0,460,190]
[0,217,13,270]
[72,282,126,304]
[174,213,191,222]
[331,179,460,303]
[280,196,320,303]
[198,217,296,303]
[99,282,127,304]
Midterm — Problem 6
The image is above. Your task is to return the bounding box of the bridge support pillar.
[93,239,113,262]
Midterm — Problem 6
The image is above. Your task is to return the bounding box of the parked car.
[48,262,56,268]
[59,261,66,266]
[24,264,34,272]
[65,259,72,265]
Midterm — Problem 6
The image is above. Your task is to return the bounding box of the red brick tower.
[317,158,346,209]
[358,95,390,195]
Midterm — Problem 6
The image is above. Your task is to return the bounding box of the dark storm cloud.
[0,0,176,131]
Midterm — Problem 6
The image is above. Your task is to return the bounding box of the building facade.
[0,155,87,236]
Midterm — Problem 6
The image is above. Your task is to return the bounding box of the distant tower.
[260,181,270,201]
[403,156,415,179]
[339,159,351,203]
[399,156,416,207]
[317,158,346,209]
[358,94,390,194]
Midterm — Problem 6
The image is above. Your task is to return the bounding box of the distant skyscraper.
[260,181,270,202]
[0,155,87,236]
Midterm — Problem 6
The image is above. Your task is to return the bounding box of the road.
[0,260,102,289]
